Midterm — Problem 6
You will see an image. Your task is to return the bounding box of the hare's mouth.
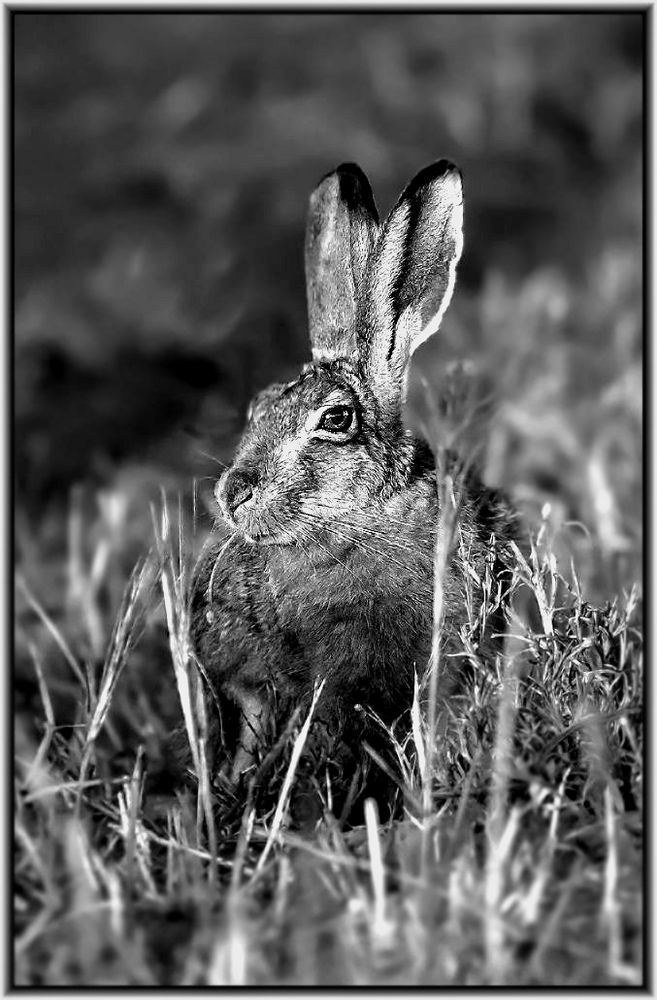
[228,506,298,546]
[241,527,298,547]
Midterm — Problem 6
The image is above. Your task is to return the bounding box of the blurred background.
[15,11,643,610]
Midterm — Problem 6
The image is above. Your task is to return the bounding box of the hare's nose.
[218,470,256,516]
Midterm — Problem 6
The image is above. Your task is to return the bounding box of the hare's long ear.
[356,161,463,420]
[305,163,380,362]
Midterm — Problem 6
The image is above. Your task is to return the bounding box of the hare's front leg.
[224,681,272,782]
[191,537,295,784]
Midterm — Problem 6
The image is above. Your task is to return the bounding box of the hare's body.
[193,443,435,735]
[190,161,516,793]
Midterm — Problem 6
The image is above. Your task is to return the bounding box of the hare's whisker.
[298,503,431,565]
[292,513,361,581]
[328,530,423,580]
[299,515,424,581]
[195,448,231,470]
[206,533,238,605]
[301,501,421,552]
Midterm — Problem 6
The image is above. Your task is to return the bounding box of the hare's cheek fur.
[295,442,384,523]
[219,435,383,545]
[217,377,386,545]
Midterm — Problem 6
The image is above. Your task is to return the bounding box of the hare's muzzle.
[215,468,256,522]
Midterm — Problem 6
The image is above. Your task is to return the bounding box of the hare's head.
[216,161,463,544]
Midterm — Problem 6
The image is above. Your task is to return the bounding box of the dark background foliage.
[15,10,643,591]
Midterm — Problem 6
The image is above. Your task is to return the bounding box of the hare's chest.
[266,548,434,685]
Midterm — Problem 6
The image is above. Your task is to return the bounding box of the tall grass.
[13,472,643,985]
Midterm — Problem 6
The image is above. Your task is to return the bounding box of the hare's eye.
[318,405,354,433]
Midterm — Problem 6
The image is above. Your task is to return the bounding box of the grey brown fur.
[190,161,516,801]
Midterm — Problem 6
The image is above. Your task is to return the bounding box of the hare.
[190,161,516,805]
